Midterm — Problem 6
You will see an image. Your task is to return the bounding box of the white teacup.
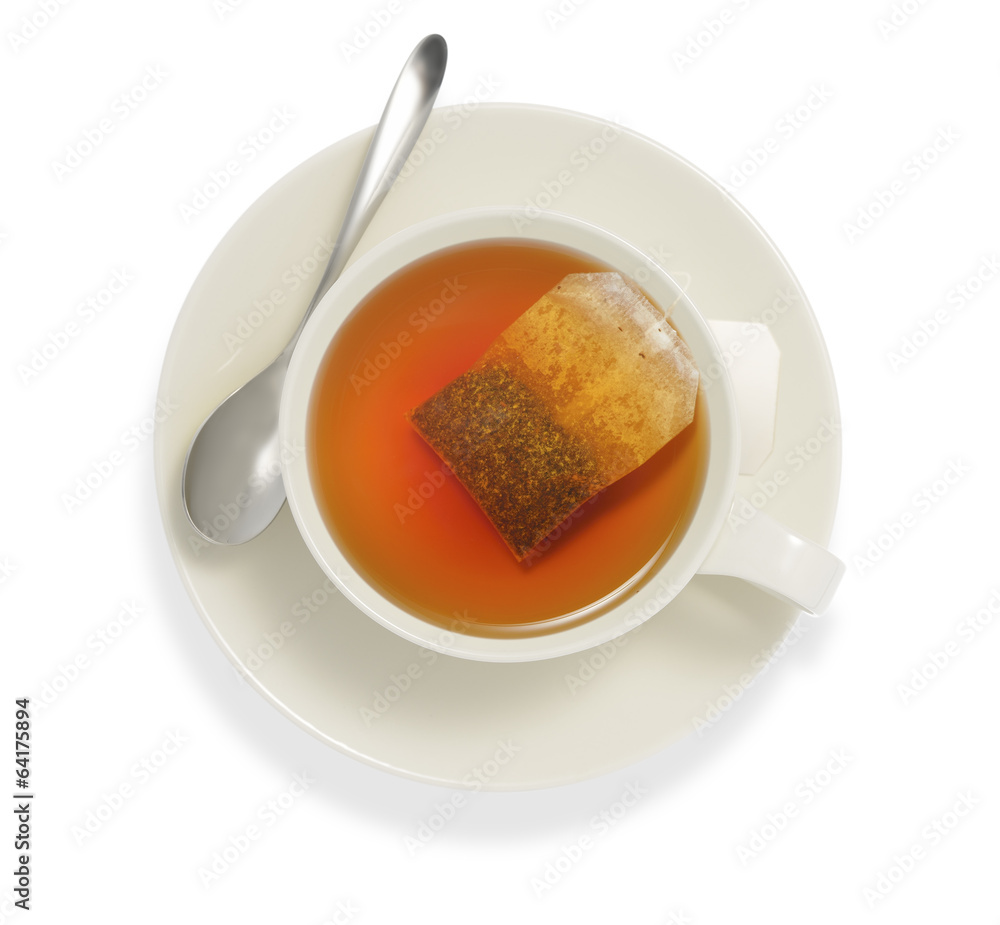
[280,208,844,662]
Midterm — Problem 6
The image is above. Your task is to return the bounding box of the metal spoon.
[182,34,447,545]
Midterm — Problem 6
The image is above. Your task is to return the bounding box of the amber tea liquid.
[309,241,707,636]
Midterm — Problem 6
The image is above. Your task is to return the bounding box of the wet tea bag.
[407,272,699,560]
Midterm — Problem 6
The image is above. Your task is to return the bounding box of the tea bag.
[407,272,699,560]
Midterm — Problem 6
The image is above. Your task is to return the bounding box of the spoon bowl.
[182,354,289,543]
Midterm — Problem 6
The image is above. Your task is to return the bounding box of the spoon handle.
[284,34,448,354]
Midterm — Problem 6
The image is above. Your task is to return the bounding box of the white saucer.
[154,103,842,790]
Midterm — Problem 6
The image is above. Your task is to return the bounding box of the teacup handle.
[697,495,845,615]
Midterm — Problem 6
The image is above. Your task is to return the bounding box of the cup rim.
[280,206,740,662]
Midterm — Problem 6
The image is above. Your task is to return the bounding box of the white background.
[2,0,999,922]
